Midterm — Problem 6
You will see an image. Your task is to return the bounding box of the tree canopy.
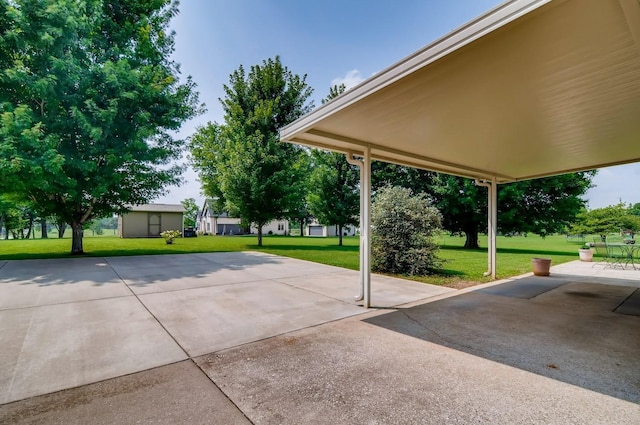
[0,0,201,254]
[372,164,595,248]
[570,203,640,239]
[189,56,313,246]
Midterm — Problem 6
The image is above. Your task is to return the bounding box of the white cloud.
[585,163,640,209]
[331,69,365,90]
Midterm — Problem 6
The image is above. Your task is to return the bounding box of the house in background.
[255,220,289,236]
[306,220,357,237]
[118,204,184,238]
[196,199,243,235]
[196,199,289,236]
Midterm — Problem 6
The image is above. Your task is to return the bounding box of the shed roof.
[280,0,640,183]
[127,204,185,213]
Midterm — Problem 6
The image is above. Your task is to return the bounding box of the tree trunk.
[57,221,67,238]
[338,224,343,246]
[71,222,84,255]
[257,225,263,247]
[463,229,480,249]
[41,219,48,238]
[299,219,304,237]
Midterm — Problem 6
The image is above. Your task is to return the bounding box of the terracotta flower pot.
[532,257,552,276]
[578,248,593,262]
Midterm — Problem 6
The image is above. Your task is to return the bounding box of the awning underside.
[281,0,640,183]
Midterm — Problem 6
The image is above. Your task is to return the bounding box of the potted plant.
[531,257,552,276]
[578,243,594,262]
[160,230,181,244]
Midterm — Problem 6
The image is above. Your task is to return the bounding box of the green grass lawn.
[0,233,588,287]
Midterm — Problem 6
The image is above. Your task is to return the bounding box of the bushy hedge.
[371,186,442,275]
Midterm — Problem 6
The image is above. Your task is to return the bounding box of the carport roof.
[280,0,640,183]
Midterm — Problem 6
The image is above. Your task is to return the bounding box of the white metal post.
[490,177,497,279]
[476,178,497,279]
[363,146,372,308]
[345,153,364,302]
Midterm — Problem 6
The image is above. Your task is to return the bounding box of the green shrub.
[371,186,442,275]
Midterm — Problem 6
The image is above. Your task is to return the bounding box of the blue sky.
[155,0,639,210]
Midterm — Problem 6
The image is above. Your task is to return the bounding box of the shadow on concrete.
[0,252,287,288]
[364,276,640,403]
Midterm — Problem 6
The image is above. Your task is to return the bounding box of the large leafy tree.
[307,84,359,246]
[0,0,201,254]
[372,164,595,248]
[189,56,313,246]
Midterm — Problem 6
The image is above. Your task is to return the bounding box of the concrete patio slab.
[276,270,455,307]
[0,361,251,425]
[0,296,187,404]
[139,279,365,356]
[550,260,640,287]
[115,263,261,295]
[2,255,639,424]
[477,276,570,299]
[364,283,640,404]
[197,310,639,425]
[615,287,640,316]
[0,271,130,310]
[240,258,347,281]
[0,257,114,275]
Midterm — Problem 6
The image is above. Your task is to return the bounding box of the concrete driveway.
[0,253,638,424]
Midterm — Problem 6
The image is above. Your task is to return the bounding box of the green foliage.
[570,203,640,238]
[372,164,595,248]
[160,229,181,243]
[181,197,199,228]
[189,56,312,246]
[0,0,202,254]
[498,172,595,237]
[321,84,346,105]
[307,150,359,245]
[0,194,38,239]
[371,186,443,275]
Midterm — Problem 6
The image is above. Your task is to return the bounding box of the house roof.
[128,204,185,213]
[280,0,640,183]
[200,198,233,218]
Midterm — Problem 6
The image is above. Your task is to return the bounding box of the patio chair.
[592,241,611,268]
[606,242,629,269]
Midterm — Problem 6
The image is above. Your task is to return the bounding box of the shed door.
[309,226,323,236]
[148,213,161,237]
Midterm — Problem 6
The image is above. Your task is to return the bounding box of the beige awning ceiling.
[280,0,640,183]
